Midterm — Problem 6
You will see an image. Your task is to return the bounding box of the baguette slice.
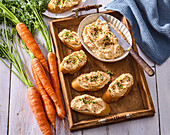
[59,50,87,74]
[58,29,82,51]
[47,0,81,14]
[72,71,110,92]
[71,94,111,116]
[102,73,134,103]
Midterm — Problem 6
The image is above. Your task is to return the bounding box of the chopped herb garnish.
[120,80,125,83]
[57,2,62,5]
[64,59,69,64]
[81,52,85,57]
[65,31,69,37]
[93,75,98,79]
[94,31,98,36]
[90,78,93,82]
[75,56,82,62]
[104,42,110,47]
[117,82,123,89]
[89,75,99,82]
[105,35,110,41]
[72,60,75,64]
[128,77,130,81]
[94,28,97,31]
[106,70,114,75]
[85,76,89,80]
[101,77,103,81]
[87,100,95,104]
[110,88,115,92]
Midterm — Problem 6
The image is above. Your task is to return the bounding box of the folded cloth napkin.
[105,0,170,64]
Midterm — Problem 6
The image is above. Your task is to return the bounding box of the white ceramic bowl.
[78,13,132,62]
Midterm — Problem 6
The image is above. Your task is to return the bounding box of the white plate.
[43,0,86,18]
[78,13,132,62]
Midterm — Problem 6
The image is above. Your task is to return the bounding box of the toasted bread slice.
[58,29,82,51]
[71,94,111,116]
[47,0,82,13]
[102,73,134,103]
[59,50,87,74]
[72,71,110,92]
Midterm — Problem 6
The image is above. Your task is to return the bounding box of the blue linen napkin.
[105,0,170,64]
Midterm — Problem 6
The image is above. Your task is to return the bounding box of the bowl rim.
[78,13,132,62]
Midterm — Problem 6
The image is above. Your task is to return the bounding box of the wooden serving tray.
[49,10,155,131]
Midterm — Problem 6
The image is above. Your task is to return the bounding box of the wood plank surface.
[0,59,11,135]
[156,57,170,135]
[0,25,12,135]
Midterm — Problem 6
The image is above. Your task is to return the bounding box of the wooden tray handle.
[129,49,154,76]
[72,4,102,18]
[122,16,154,76]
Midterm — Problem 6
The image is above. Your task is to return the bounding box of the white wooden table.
[0,0,169,135]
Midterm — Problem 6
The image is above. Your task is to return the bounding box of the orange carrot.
[32,58,65,119]
[27,87,53,135]
[16,23,49,72]
[47,52,65,118]
[31,64,56,129]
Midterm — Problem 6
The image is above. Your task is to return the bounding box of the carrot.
[27,87,53,135]
[47,52,65,117]
[16,23,49,72]
[32,58,65,119]
[31,64,56,129]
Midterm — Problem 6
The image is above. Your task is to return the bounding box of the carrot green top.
[28,0,52,53]
[0,2,20,25]
[0,18,33,88]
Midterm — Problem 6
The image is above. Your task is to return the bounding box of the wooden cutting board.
[49,10,155,131]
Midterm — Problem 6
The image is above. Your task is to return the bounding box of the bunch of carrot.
[0,1,65,134]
